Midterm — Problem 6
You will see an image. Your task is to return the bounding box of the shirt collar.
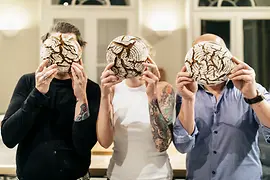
[198,80,234,90]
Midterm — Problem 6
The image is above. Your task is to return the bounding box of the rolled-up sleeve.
[173,94,198,153]
[253,84,270,143]
[173,118,198,153]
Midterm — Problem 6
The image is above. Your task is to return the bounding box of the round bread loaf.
[106,35,149,79]
[185,41,234,85]
[40,33,82,73]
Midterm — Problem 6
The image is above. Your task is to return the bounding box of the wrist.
[182,95,196,102]
[148,93,157,103]
[35,86,47,95]
[243,89,257,99]
[182,97,196,109]
[101,93,110,99]
[76,95,87,103]
[243,89,264,105]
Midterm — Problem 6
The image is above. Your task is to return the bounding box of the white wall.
[0,0,41,113]
[139,0,187,86]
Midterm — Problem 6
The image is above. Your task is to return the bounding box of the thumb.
[231,56,241,65]
[180,66,187,72]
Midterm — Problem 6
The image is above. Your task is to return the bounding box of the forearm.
[251,100,270,128]
[1,88,47,148]
[149,98,172,152]
[72,98,97,156]
[96,96,114,148]
[74,98,89,121]
[2,110,38,148]
[178,98,195,135]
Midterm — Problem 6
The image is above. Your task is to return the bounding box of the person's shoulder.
[14,72,35,91]
[18,72,35,84]
[22,72,35,79]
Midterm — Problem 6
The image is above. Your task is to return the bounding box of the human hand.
[228,57,257,99]
[142,57,161,101]
[35,60,58,94]
[176,66,197,101]
[70,62,88,102]
[100,62,121,98]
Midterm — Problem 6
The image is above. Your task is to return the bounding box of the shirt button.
[212,171,216,175]
[213,151,217,154]
[214,131,218,134]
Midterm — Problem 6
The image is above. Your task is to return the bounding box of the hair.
[138,37,156,59]
[41,21,87,47]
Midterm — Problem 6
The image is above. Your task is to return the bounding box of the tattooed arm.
[149,82,175,152]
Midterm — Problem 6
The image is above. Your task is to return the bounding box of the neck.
[205,82,226,94]
[55,72,71,80]
[125,77,144,88]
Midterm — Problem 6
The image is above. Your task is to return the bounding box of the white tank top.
[107,80,173,180]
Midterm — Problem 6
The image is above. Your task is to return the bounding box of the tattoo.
[149,85,175,152]
[75,103,90,122]
[159,85,175,124]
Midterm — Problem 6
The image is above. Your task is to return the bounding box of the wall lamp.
[148,11,176,37]
[0,6,29,37]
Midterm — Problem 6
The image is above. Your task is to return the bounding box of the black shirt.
[1,73,101,180]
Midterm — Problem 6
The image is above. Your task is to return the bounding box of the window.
[198,0,270,7]
[53,0,130,6]
[243,20,270,88]
[201,20,231,49]
[96,19,127,84]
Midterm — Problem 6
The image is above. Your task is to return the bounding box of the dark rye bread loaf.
[40,33,82,73]
[106,35,149,79]
[185,41,234,85]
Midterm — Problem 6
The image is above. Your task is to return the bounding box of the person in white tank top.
[97,40,175,180]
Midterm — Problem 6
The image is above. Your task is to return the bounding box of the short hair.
[41,21,87,47]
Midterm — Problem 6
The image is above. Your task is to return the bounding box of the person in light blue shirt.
[173,33,270,180]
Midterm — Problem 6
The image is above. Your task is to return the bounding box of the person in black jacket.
[1,22,101,180]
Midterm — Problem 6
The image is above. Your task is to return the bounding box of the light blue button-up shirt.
[173,81,270,180]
